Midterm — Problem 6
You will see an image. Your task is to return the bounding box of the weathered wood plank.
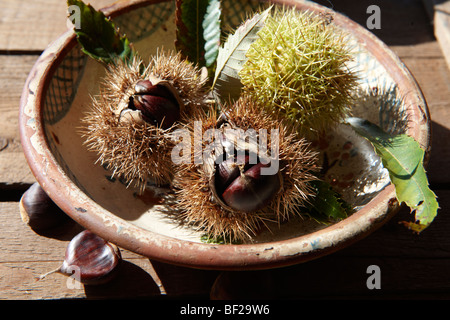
[399,56,450,184]
[0,0,117,52]
[0,199,155,300]
[434,2,450,68]
[332,190,450,259]
[422,0,450,69]
[0,55,41,186]
[210,191,450,299]
[0,201,217,299]
[315,0,435,44]
[0,259,165,299]
[211,256,450,299]
[1,189,448,299]
[0,55,38,140]
[0,202,145,263]
[0,141,36,187]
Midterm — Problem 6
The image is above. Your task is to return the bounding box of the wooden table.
[1,0,449,300]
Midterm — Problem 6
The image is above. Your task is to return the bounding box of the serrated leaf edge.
[345,117,439,232]
[203,0,221,67]
[212,6,272,92]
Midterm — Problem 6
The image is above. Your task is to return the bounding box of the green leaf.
[200,234,242,245]
[175,0,209,66]
[212,6,272,101]
[305,180,351,224]
[346,117,439,232]
[203,0,221,67]
[67,0,133,64]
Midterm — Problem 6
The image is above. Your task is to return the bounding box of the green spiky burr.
[239,7,359,133]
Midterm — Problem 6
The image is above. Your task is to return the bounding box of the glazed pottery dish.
[20,0,430,270]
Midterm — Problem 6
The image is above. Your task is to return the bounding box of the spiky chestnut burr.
[350,85,410,136]
[171,96,320,242]
[239,7,359,133]
[81,51,208,190]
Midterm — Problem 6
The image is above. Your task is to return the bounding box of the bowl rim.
[19,0,431,270]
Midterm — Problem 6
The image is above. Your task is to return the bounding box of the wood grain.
[399,55,450,184]
[0,201,216,299]
[0,55,40,186]
[211,190,450,299]
[422,0,450,69]
[0,0,117,52]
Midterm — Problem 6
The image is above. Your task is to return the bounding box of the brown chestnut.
[19,182,74,235]
[131,79,180,129]
[39,230,122,285]
[214,154,250,194]
[214,154,282,213]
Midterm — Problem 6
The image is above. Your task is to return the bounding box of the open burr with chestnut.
[81,51,208,191]
[214,152,282,214]
[172,96,320,242]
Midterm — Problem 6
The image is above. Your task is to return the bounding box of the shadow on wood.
[149,259,220,298]
[83,260,161,299]
[314,0,435,46]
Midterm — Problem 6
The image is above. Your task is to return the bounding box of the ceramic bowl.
[19,0,431,270]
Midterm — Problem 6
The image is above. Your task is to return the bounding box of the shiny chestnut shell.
[212,153,282,213]
[19,182,74,235]
[132,79,180,129]
[222,162,281,212]
[61,230,122,285]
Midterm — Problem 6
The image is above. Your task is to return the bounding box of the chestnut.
[39,230,122,285]
[214,154,250,194]
[131,79,180,129]
[214,153,282,213]
[19,182,74,235]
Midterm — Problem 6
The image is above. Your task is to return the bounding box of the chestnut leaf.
[346,117,439,233]
[305,180,351,224]
[201,234,242,245]
[212,6,272,102]
[67,0,133,65]
[175,0,209,67]
[203,0,221,67]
